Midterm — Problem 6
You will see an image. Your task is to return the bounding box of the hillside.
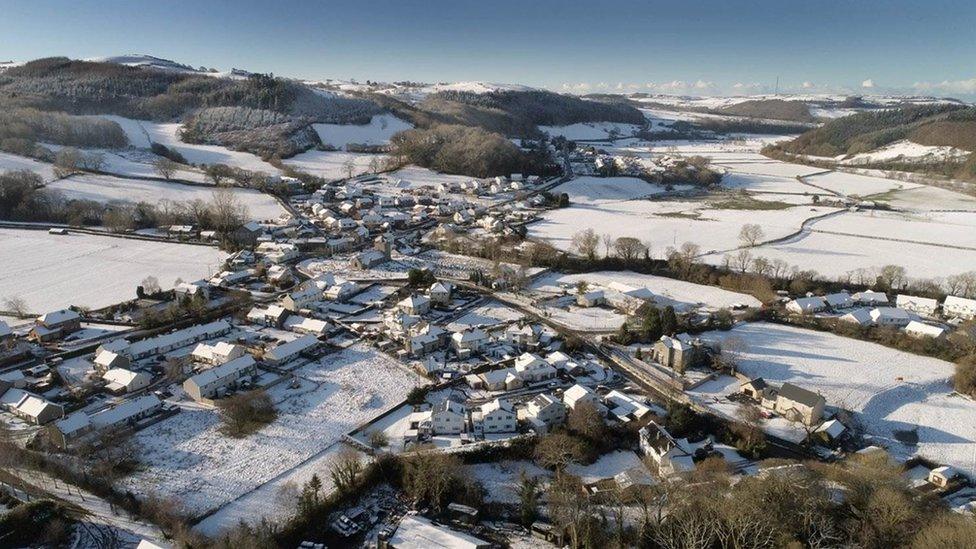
[714,98,816,123]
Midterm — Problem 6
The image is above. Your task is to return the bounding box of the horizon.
[2,0,975,99]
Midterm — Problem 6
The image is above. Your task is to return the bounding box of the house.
[451,328,489,358]
[174,280,210,301]
[639,422,695,477]
[93,349,131,375]
[944,295,976,320]
[398,294,431,316]
[90,394,163,432]
[650,335,698,372]
[283,285,323,312]
[474,367,523,391]
[428,282,452,306]
[505,323,541,348]
[351,250,388,270]
[265,335,319,366]
[613,466,657,499]
[905,320,946,339]
[246,304,290,327]
[786,296,827,314]
[191,341,246,365]
[761,383,825,426]
[870,307,910,327]
[30,309,82,341]
[739,378,768,401]
[182,355,258,401]
[896,295,939,317]
[563,383,601,411]
[823,292,854,310]
[283,315,330,337]
[929,466,961,488]
[839,308,873,326]
[577,290,607,308]
[474,399,516,434]
[324,280,360,301]
[124,320,232,360]
[232,221,264,246]
[513,352,557,383]
[604,390,651,422]
[102,368,152,394]
[853,291,889,306]
[521,393,566,433]
[387,515,491,549]
[430,400,467,435]
[0,388,63,425]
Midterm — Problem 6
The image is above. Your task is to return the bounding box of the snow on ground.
[282,149,383,180]
[722,172,825,194]
[0,151,56,181]
[139,120,282,174]
[539,122,642,141]
[49,173,287,220]
[814,210,976,249]
[529,198,837,256]
[530,271,761,311]
[696,322,976,472]
[446,300,524,331]
[312,114,412,150]
[544,301,628,332]
[195,444,369,536]
[802,171,921,197]
[468,461,551,503]
[122,345,423,519]
[83,114,154,148]
[688,375,807,444]
[877,185,976,211]
[385,166,472,188]
[717,161,826,179]
[552,176,674,203]
[566,450,645,483]
[0,228,226,311]
[840,140,970,166]
[715,222,976,280]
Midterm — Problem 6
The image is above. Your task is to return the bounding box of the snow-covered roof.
[102,368,147,387]
[91,395,161,428]
[186,355,256,388]
[905,320,946,338]
[388,515,489,549]
[127,320,231,357]
[55,411,92,436]
[265,334,318,363]
[38,309,80,326]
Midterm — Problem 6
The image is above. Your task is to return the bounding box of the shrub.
[217,389,277,437]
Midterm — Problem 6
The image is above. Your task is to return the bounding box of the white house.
[853,291,889,306]
[398,294,431,316]
[839,308,873,326]
[428,282,452,306]
[604,390,652,422]
[870,307,910,327]
[577,290,607,308]
[904,320,947,339]
[786,296,828,314]
[93,349,131,374]
[474,399,517,434]
[563,383,601,411]
[125,320,232,360]
[944,295,976,320]
[639,422,695,477]
[102,368,152,394]
[823,292,854,310]
[183,355,258,401]
[265,334,319,366]
[451,328,489,358]
[520,393,566,433]
[896,294,939,317]
[174,280,210,301]
[513,352,557,383]
[430,400,467,435]
[0,388,63,425]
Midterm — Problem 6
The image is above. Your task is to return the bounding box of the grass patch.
[708,195,794,210]
[654,210,702,219]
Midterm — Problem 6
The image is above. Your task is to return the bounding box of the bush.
[0,499,74,546]
[217,389,277,437]
[953,355,976,397]
[389,124,530,178]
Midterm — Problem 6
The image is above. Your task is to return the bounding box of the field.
[122,345,423,523]
[312,114,412,149]
[802,171,921,196]
[539,122,641,141]
[49,174,287,220]
[552,176,674,203]
[282,150,383,180]
[0,151,56,181]
[695,322,976,473]
[530,271,760,311]
[0,229,226,311]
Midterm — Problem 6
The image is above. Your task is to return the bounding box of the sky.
[2,0,975,97]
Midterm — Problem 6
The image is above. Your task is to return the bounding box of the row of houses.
[788,291,976,321]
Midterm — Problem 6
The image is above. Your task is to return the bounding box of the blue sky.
[2,0,975,97]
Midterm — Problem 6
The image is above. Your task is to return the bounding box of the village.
[4,128,976,549]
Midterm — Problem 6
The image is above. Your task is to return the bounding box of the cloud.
[802,81,815,89]
[912,77,976,95]
[561,82,591,92]
[861,79,875,88]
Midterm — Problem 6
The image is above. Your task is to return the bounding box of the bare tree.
[877,264,907,290]
[153,157,179,180]
[602,233,615,258]
[53,147,82,178]
[2,296,29,318]
[210,187,249,233]
[614,236,647,263]
[368,156,381,174]
[141,276,161,295]
[343,158,357,179]
[730,248,753,273]
[534,433,585,470]
[571,228,600,260]
[739,223,765,247]
[329,446,364,496]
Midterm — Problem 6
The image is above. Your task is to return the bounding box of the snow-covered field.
[140,121,283,174]
[814,210,976,249]
[694,322,976,474]
[0,151,57,181]
[539,122,641,141]
[530,271,761,311]
[468,461,551,503]
[566,450,644,483]
[840,140,970,166]
[0,229,226,311]
[552,176,674,203]
[802,171,921,197]
[282,149,383,180]
[123,345,423,521]
[529,197,836,256]
[716,161,826,178]
[722,172,824,194]
[312,114,412,150]
[384,166,473,189]
[49,174,287,220]
[878,185,976,211]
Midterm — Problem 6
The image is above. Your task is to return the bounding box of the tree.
[730,248,754,273]
[574,280,589,295]
[641,307,662,341]
[401,449,463,512]
[216,390,276,437]
[877,264,907,290]
[614,236,647,263]
[953,354,976,397]
[329,447,363,496]
[533,432,585,471]
[571,228,600,260]
[53,147,82,178]
[210,187,249,234]
[205,164,234,186]
[661,305,678,336]
[738,223,765,247]
[343,158,357,179]
[297,474,323,514]
[2,296,29,318]
[153,157,179,180]
[602,233,615,258]
[567,401,606,442]
[517,471,540,526]
[140,276,161,296]
[368,156,381,174]
[367,429,389,449]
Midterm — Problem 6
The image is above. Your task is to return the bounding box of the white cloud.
[913,77,976,95]
[802,81,815,89]
[861,79,875,88]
